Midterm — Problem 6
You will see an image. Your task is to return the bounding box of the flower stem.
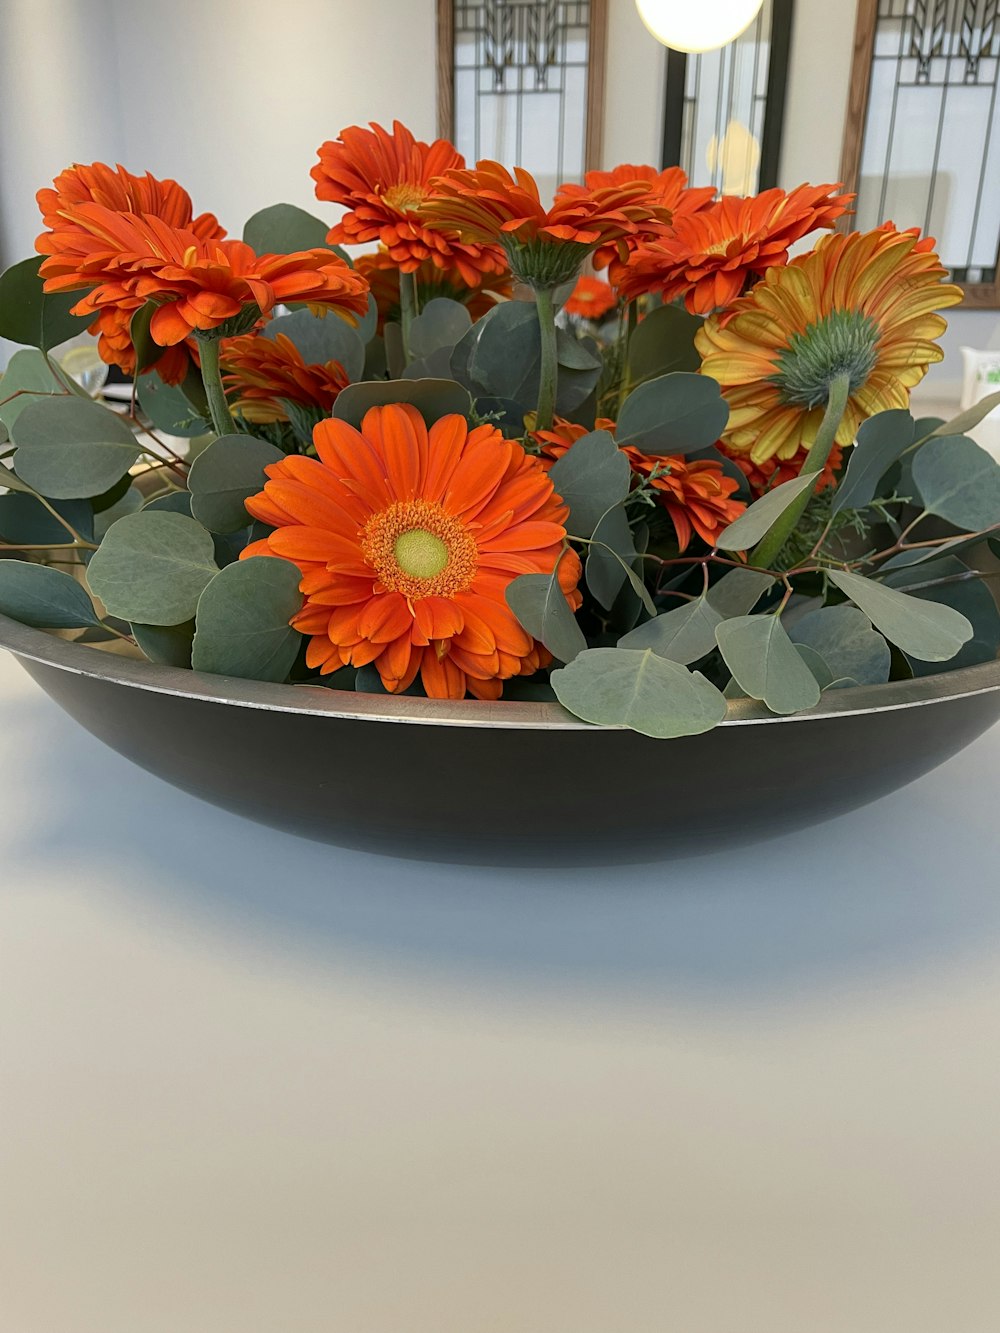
[398,270,419,365]
[751,371,852,570]
[534,284,559,431]
[197,334,236,437]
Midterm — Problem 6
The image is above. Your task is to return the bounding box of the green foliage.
[624,304,702,388]
[333,377,473,428]
[548,430,632,538]
[716,472,817,551]
[187,433,284,533]
[87,511,218,625]
[131,620,195,668]
[616,372,729,455]
[0,494,93,546]
[505,563,587,663]
[0,349,65,431]
[618,568,775,664]
[408,298,473,360]
[0,560,102,629]
[788,604,891,686]
[715,614,822,714]
[585,504,653,612]
[11,396,141,498]
[262,308,366,383]
[243,203,338,256]
[833,409,914,514]
[911,434,1000,531]
[551,647,728,738]
[0,257,93,351]
[93,485,144,540]
[882,557,1000,676]
[827,568,973,663]
[192,556,303,682]
[137,370,210,437]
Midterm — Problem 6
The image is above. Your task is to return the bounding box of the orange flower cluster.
[563,275,617,320]
[221,331,350,424]
[533,418,745,552]
[570,163,716,269]
[35,162,369,380]
[611,183,853,314]
[243,404,581,700]
[720,443,845,498]
[355,248,511,332]
[312,121,505,285]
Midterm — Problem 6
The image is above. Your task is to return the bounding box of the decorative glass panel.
[453,0,596,193]
[854,0,1000,285]
[661,0,793,194]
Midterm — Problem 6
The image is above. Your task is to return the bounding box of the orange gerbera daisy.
[563,275,617,320]
[610,183,853,314]
[242,404,582,700]
[533,417,744,551]
[720,442,844,497]
[221,331,350,425]
[38,206,369,347]
[35,162,226,382]
[697,225,964,463]
[355,248,511,332]
[569,164,716,269]
[311,121,505,286]
[422,161,665,288]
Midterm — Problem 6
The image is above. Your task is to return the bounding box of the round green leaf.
[0,559,101,629]
[242,203,336,256]
[0,349,65,432]
[0,494,93,546]
[11,395,141,499]
[192,556,303,683]
[549,429,632,539]
[551,647,728,738]
[505,567,587,664]
[137,370,210,437]
[625,303,702,387]
[715,615,821,714]
[616,372,729,455]
[87,511,218,625]
[187,433,285,533]
[827,568,973,663]
[789,603,891,685]
[262,308,365,383]
[619,568,774,664]
[408,298,473,359]
[912,434,1000,532]
[716,472,817,551]
[333,378,473,429]
[0,257,94,351]
[131,620,195,668]
[833,409,915,514]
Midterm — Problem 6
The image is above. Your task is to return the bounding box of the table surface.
[1,649,999,1333]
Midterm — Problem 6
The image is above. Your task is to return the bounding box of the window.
[841,0,1000,307]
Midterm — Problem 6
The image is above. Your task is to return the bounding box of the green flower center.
[771,309,880,408]
[394,528,449,579]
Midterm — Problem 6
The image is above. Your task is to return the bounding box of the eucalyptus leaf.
[93,485,144,540]
[461,301,601,413]
[794,643,834,689]
[87,511,219,625]
[549,430,631,538]
[616,373,729,455]
[551,647,728,738]
[242,203,336,256]
[137,370,210,437]
[192,556,303,682]
[715,615,822,714]
[833,409,914,514]
[911,434,1000,531]
[187,433,284,533]
[0,256,93,351]
[585,504,644,611]
[408,298,473,359]
[827,567,973,662]
[333,378,473,428]
[144,491,193,516]
[882,556,1000,676]
[0,559,101,629]
[11,395,141,499]
[618,568,774,664]
[0,349,65,431]
[129,302,162,376]
[789,603,891,685]
[0,494,93,546]
[625,303,702,387]
[923,390,1000,442]
[131,619,195,668]
[505,564,587,663]
[262,308,365,383]
[716,472,817,551]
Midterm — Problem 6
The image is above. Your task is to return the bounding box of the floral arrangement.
[1,121,999,738]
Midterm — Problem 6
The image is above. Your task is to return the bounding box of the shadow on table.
[4,686,999,1003]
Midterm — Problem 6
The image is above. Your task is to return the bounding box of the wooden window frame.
[436,0,609,174]
[838,0,1000,308]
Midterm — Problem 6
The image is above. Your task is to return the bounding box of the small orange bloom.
[355,248,511,332]
[242,404,581,700]
[720,443,844,498]
[422,161,665,287]
[563,275,617,320]
[221,331,350,424]
[533,417,745,551]
[35,162,226,382]
[312,121,505,286]
[610,183,853,314]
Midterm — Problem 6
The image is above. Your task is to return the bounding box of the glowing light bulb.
[635,0,766,53]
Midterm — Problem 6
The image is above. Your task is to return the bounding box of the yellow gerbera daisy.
[696,226,963,464]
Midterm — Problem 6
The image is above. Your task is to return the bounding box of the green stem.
[197,335,236,437]
[398,270,419,365]
[751,371,852,570]
[534,284,559,431]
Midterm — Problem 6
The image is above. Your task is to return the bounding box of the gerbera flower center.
[772,309,880,408]
[381,182,427,214]
[361,500,478,599]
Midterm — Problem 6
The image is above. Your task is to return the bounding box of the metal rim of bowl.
[2,611,999,733]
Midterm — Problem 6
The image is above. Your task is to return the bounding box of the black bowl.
[2,612,999,865]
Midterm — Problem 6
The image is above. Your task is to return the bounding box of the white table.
[1,648,999,1333]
